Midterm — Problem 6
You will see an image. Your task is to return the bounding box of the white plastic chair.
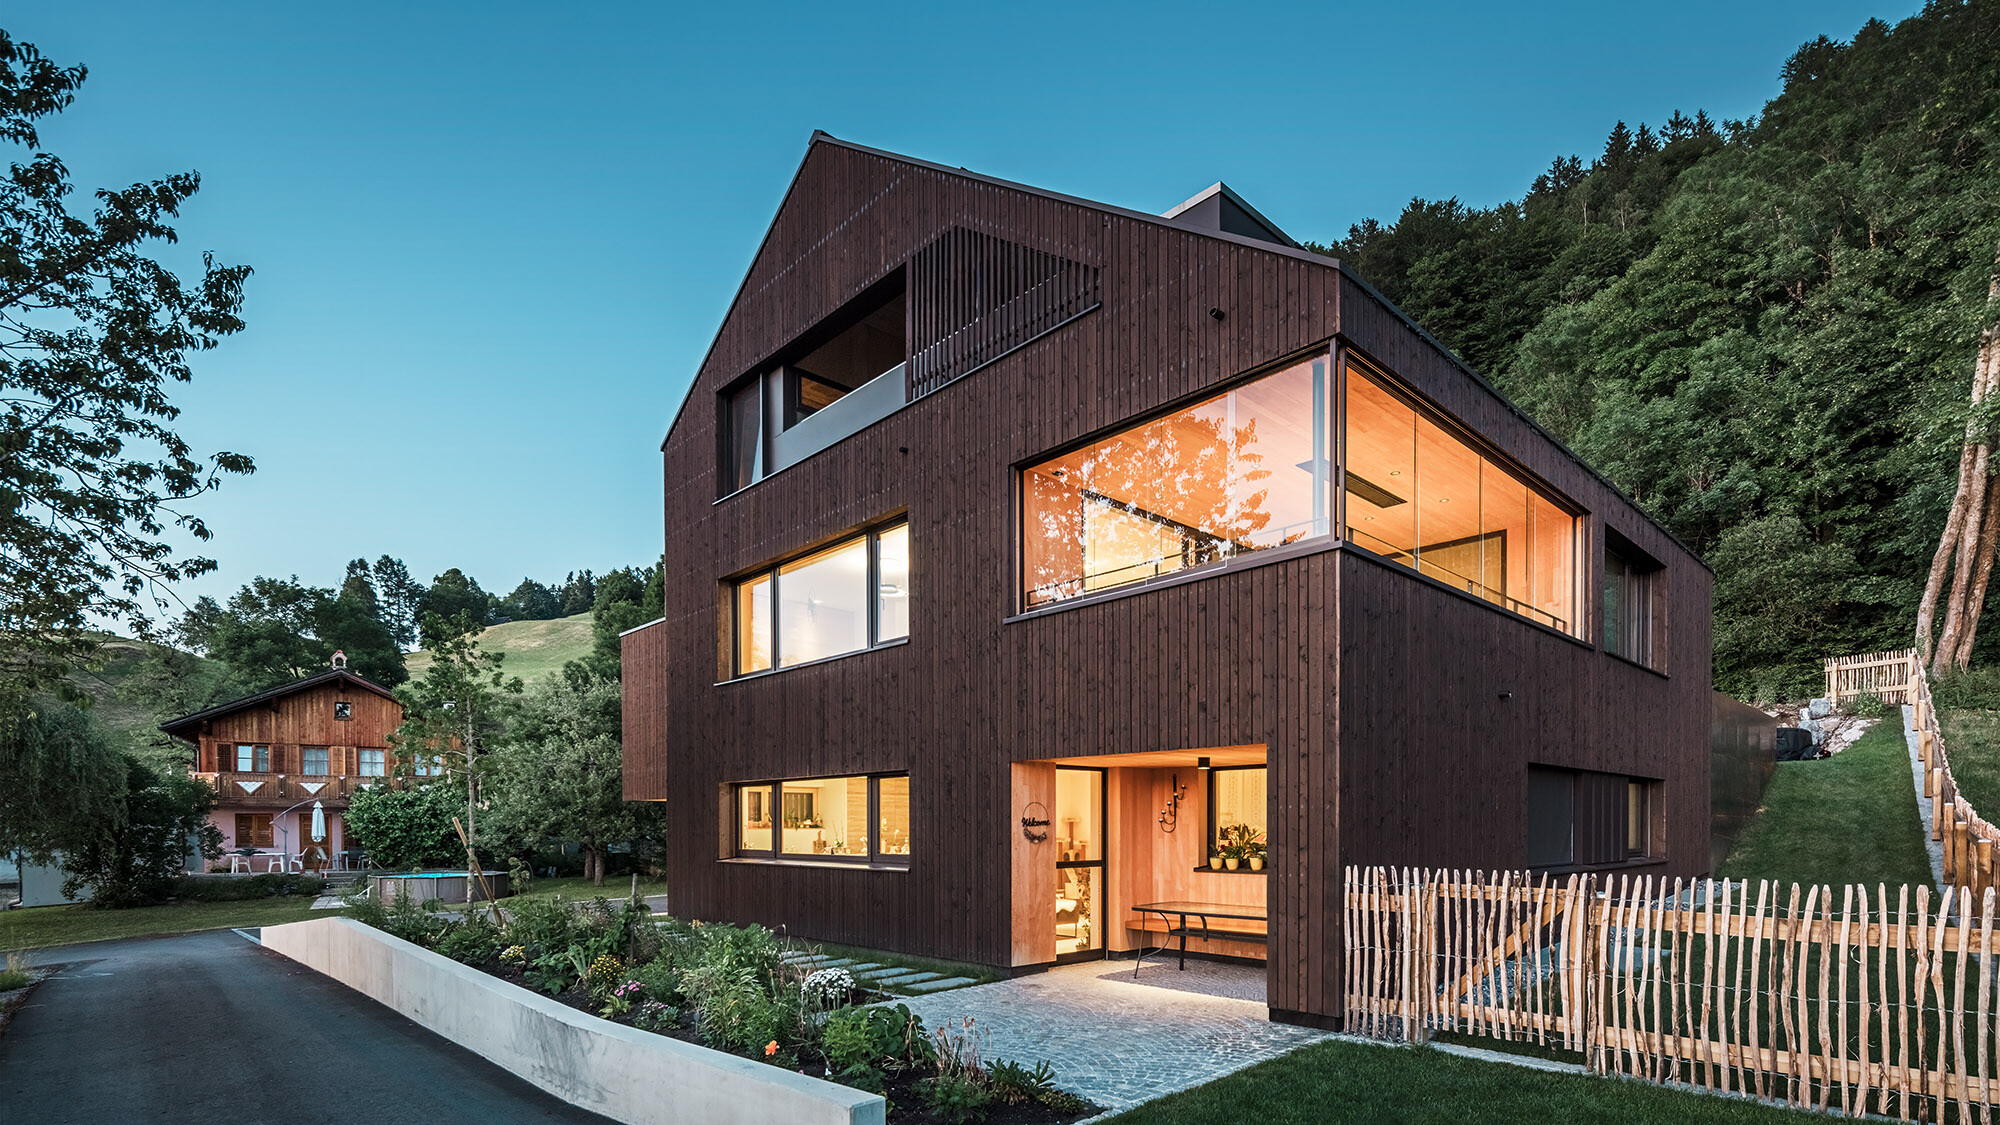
[229,854,252,874]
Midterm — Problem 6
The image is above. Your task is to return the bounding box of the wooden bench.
[1130,900,1268,975]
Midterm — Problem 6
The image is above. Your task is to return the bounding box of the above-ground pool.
[370,871,512,905]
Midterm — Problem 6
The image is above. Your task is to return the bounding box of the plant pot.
[1248,856,1264,871]
[1209,855,1223,870]
[1225,857,1240,871]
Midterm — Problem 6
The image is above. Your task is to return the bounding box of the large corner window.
[1022,354,1332,607]
[731,520,909,677]
[733,774,911,864]
[1604,535,1662,667]
[1526,765,1661,870]
[1343,358,1579,635]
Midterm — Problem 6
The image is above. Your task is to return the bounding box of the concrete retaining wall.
[262,916,884,1125]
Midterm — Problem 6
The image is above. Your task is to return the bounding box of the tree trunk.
[1921,242,2000,674]
[589,845,606,887]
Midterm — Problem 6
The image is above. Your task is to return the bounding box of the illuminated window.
[1024,355,1331,607]
[1343,358,1578,635]
[732,774,910,865]
[730,521,909,677]
[1207,766,1268,859]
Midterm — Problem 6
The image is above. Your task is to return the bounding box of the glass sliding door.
[1053,767,1105,961]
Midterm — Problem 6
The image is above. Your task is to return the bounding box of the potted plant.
[1209,851,1224,870]
[1246,837,1267,872]
[1222,842,1244,871]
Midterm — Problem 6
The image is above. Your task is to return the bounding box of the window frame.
[1203,764,1269,874]
[302,746,330,777]
[1016,344,1337,612]
[728,518,910,680]
[1602,533,1663,668]
[1339,348,1585,638]
[1526,764,1664,873]
[729,772,911,867]
[235,813,274,849]
[358,748,385,778]
[235,743,271,773]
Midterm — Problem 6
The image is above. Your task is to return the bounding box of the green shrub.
[987,1059,1058,1105]
[1845,692,1892,720]
[630,956,685,1006]
[1934,665,2000,711]
[173,874,323,901]
[434,913,506,965]
[821,1003,936,1093]
[922,1073,991,1124]
[0,970,29,991]
[505,894,580,956]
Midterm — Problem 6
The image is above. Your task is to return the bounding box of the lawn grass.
[501,872,667,906]
[0,894,336,951]
[1718,721,1932,891]
[405,613,595,685]
[1939,708,2000,821]
[1104,1039,1819,1124]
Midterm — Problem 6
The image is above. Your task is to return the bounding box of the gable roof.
[657,132,1336,452]
[158,669,399,740]
[1161,181,1298,248]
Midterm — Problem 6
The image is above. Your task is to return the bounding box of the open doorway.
[1053,766,1104,960]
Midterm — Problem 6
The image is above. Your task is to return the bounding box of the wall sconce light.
[1158,772,1189,833]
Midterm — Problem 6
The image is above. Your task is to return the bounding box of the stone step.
[899,975,976,994]
[869,969,940,987]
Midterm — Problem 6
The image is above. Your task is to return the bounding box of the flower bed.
[349,892,1097,1125]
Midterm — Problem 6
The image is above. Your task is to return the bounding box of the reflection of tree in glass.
[1098,409,1273,551]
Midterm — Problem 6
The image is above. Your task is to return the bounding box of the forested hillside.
[1308,1,2000,698]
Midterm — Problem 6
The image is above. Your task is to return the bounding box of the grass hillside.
[405,612,595,686]
[65,636,235,759]
[1719,722,1932,892]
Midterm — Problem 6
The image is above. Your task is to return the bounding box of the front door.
[1053,766,1105,961]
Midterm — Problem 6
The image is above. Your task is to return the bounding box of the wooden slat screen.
[905,226,1100,400]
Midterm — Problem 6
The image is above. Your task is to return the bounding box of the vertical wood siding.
[631,139,1712,1023]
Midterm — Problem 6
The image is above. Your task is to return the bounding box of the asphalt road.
[0,928,613,1125]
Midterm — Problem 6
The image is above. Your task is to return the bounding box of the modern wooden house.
[621,134,1713,1027]
[162,661,413,872]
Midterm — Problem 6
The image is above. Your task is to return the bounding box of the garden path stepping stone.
[900,976,975,994]
[872,970,941,989]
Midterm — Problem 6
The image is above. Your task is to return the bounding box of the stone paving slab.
[866,968,936,986]
[899,975,976,994]
[888,960,1328,1113]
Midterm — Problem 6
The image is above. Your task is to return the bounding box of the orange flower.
[764,1040,779,1057]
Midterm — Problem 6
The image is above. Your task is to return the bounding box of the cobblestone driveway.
[890,960,1329,1114]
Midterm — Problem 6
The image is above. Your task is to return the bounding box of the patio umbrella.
[310,800,326,842]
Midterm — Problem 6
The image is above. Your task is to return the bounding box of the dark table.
[1130,900,1269,974]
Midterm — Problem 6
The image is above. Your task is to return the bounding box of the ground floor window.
[235,813,274,848]
[733,773,911,864]
[1527,765,1662,870]
[1206,765,1268,866]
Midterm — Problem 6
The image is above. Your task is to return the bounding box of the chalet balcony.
[194,772,410,807]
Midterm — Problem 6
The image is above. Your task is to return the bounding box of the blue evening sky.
[12,1,1917,616]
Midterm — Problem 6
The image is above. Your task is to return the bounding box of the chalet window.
[303,747,330,776]
[359,749,385,777]
[235,743,270,773]
[1344,357,1580,635]
[235,813,274,849]
[1023,354,1332,607]
[412,754,444,777]
[732,774,911,864]
[730,520,910,677]
[1603,536,1661,666]
[1207,766,1268,863]
[1527,765,1661,870]
[334,701,352,720]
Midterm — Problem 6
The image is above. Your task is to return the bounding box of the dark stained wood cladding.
[906,227,1100,399]
[622,619,670,801]
[639,137,1711,1023]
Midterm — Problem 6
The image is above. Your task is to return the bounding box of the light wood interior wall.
[1009,762,1056,966]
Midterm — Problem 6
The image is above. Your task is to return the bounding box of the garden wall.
[261,916,885,1125]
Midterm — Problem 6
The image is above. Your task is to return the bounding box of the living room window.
[730,520,910,677]
[732,774,911,864]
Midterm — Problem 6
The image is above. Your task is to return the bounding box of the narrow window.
[359,749,385,777]
[1525,767,1575,869]
[1603,537,1661,665]
[734,573,773,675]
[722,378,763,494]
[876,523,910,642]
[303,747,330,776]
[738,784,774,855]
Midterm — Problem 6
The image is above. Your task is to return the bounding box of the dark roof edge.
[1335,268,1713,573]
[158,669,398,738]
[1161,181,1299,248]
[656,131,1345,450]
